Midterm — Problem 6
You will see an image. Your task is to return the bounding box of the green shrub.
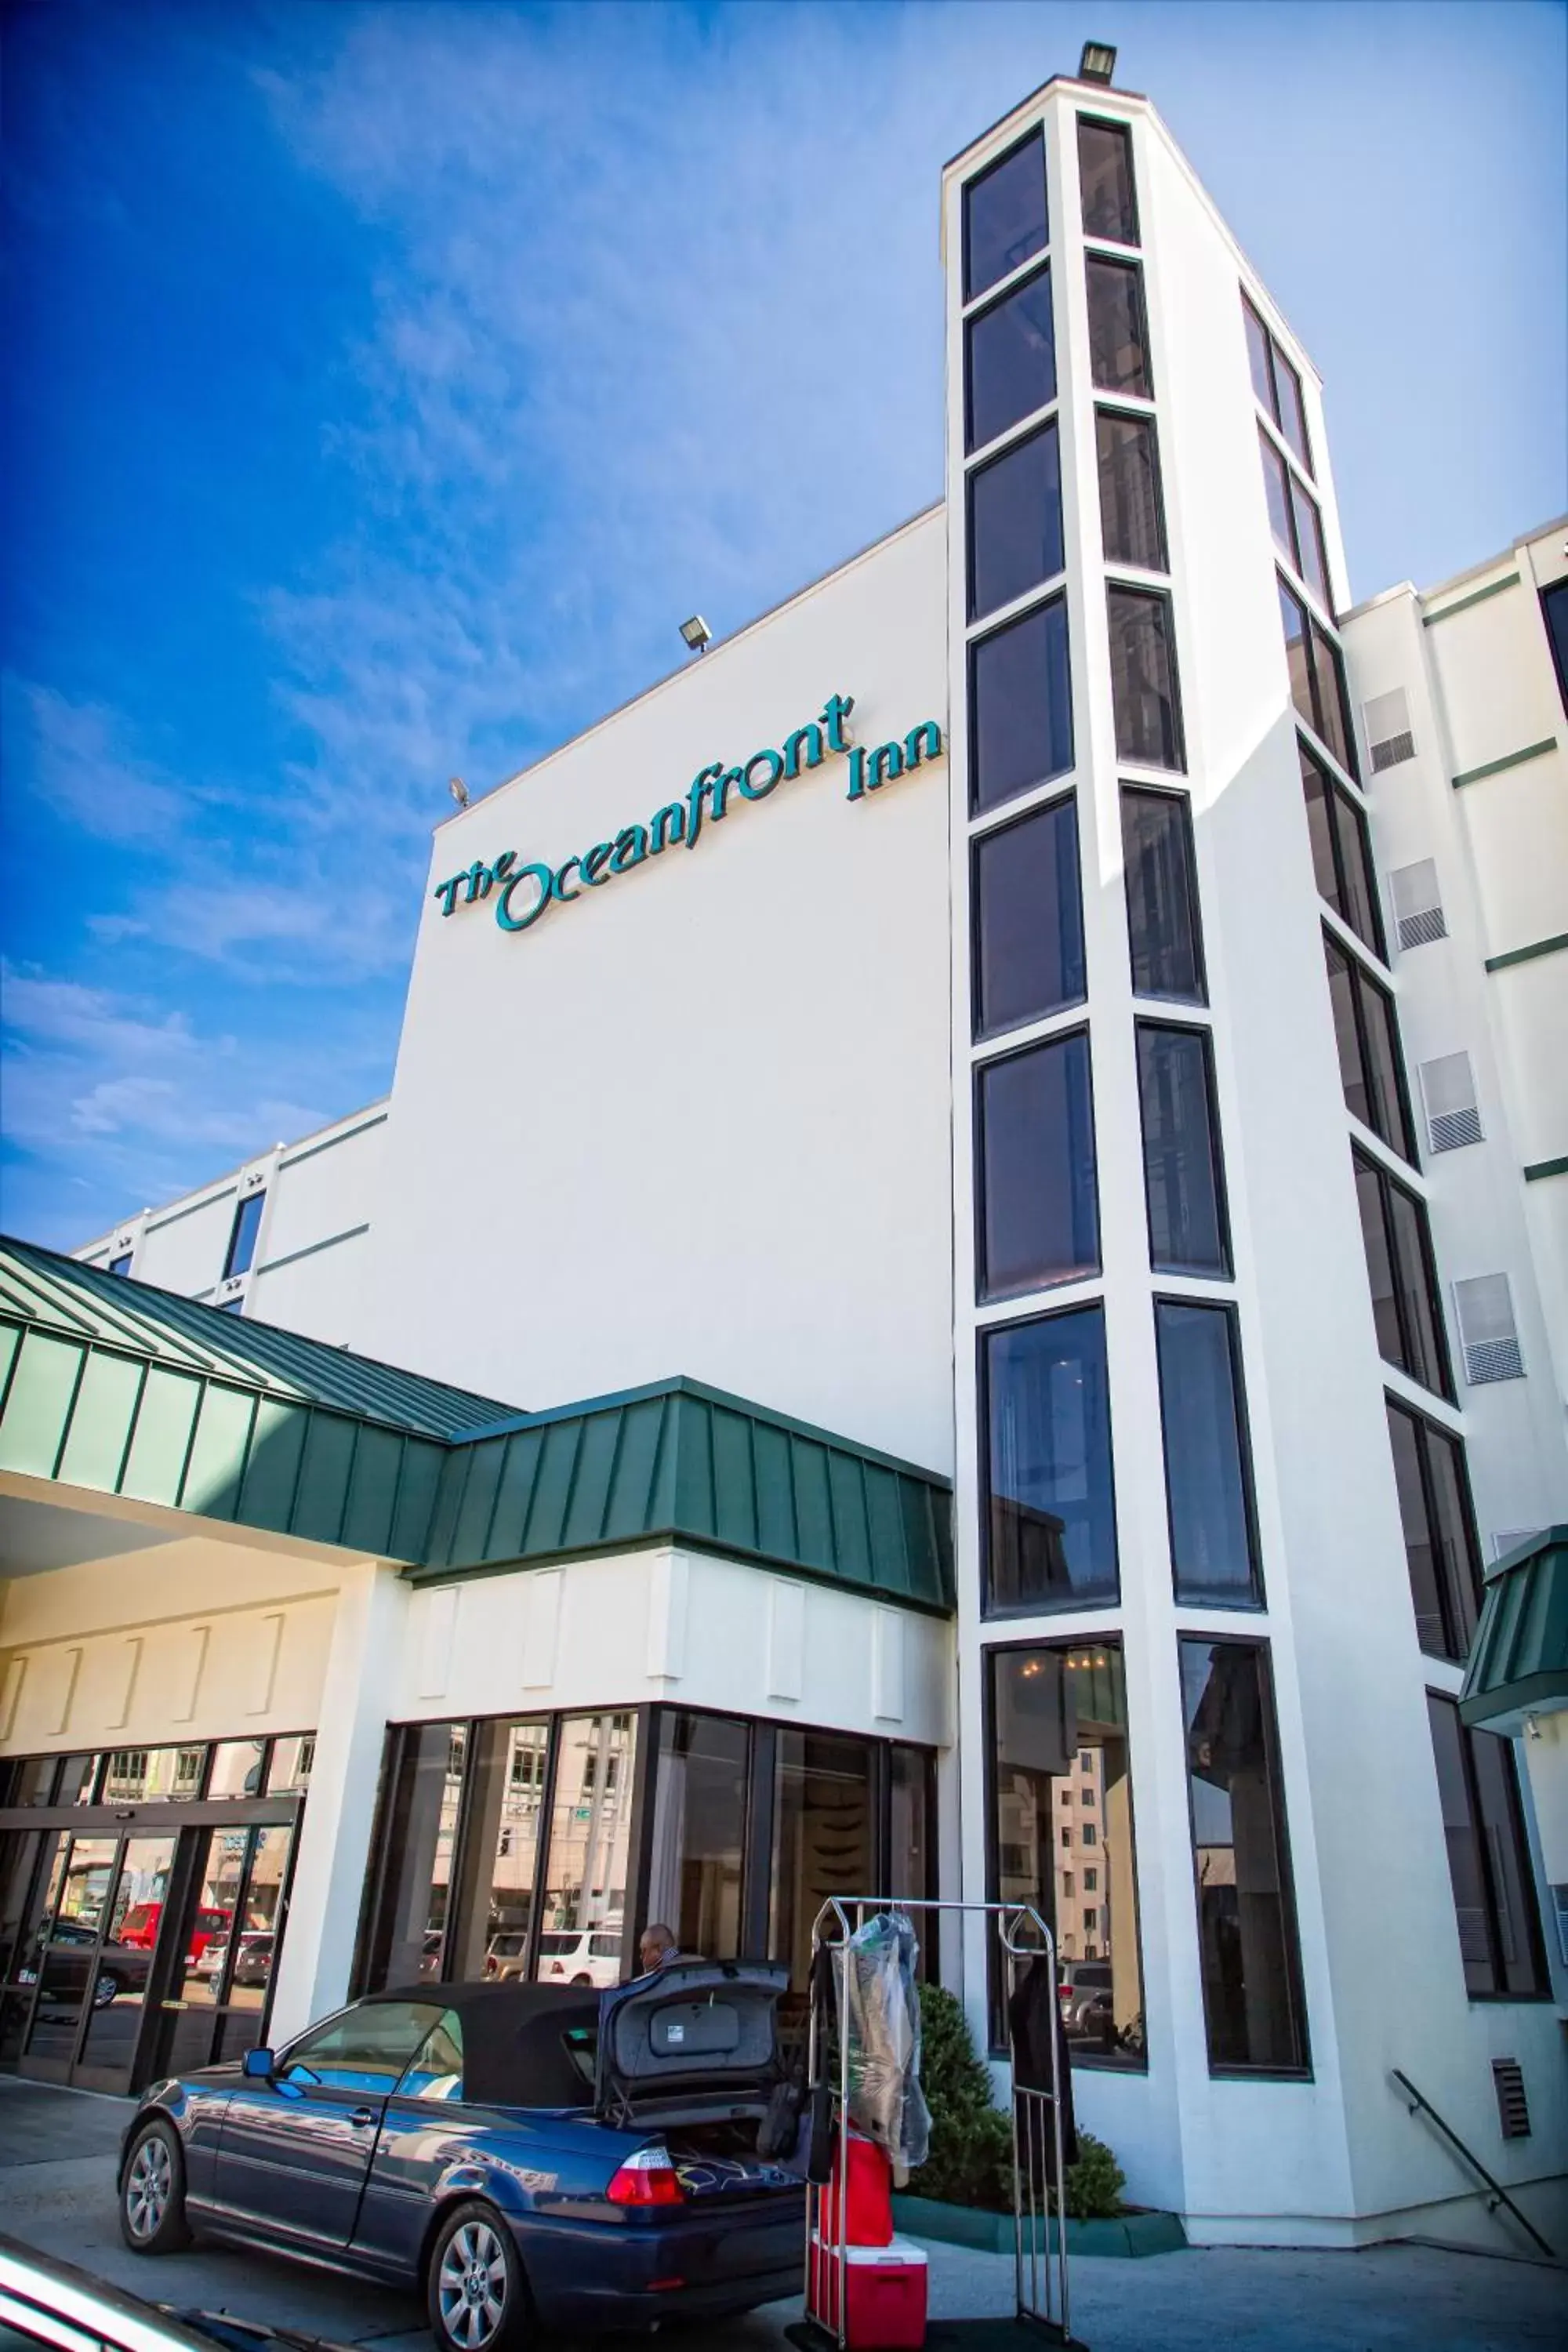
[906,1983,1125,2221]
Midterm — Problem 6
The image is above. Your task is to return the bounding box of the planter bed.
[890,2193,1188,2259]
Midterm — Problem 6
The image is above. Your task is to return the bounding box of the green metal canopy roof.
[1459,1525,1568,1733]
[0,1238,953,1614]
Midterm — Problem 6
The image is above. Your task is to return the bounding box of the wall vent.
[1418,1051,1483,1153]
[1492,2059,1530,2140]
[1390,858,1447,950]
[1454,1272,1525,1385]
[1363,687,1416,771]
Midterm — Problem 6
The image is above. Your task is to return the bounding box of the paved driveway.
[1,2078,1561,2351]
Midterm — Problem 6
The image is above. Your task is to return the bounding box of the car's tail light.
[607,2145,684,2207]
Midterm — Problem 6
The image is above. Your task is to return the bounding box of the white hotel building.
[3,63,1566,2251]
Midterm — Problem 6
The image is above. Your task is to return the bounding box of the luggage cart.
[786,1896,1088,2352]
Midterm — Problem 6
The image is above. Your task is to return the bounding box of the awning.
[1459,1525,1568,1734]
[0,1237,953,1614]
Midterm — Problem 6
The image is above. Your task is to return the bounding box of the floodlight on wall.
[1079,40,1117,83]
[679,615,712,655]
[448,775,470,808]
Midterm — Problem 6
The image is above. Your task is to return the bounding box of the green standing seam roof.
[0,1238,954,1616]
[1459,1525,1568,1732]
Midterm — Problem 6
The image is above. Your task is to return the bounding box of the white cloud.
[2,673,188,846]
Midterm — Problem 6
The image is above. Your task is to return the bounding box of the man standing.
[637,1922,682,1973]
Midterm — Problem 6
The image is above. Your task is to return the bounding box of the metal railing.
[1389,2068,1556,2261]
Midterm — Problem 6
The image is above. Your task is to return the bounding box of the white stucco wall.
[357,509,956,1471]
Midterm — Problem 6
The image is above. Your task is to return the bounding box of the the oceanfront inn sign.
[432,693,944,935]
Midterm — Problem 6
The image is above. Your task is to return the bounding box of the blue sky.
[3,0,1564,1250]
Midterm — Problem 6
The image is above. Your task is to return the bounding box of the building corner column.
[268,1559,407,2045]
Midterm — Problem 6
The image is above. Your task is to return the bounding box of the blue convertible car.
[116,1963,805,2350]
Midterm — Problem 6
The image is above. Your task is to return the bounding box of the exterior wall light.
[1079,41,1117,83]
[679,615,712,655]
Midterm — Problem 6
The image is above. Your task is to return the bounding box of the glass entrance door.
[158,1821,294,2077]
[20,1831,177,2089]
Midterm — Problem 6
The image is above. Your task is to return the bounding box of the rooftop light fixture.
[448,775,470,808]
[679,614,712,655]
[1079,40,1117,83]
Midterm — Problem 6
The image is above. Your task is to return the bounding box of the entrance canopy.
[1460,1524,1568,1733]
[0,1239,953,1613]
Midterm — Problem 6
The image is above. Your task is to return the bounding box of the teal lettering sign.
[433,693,943,936]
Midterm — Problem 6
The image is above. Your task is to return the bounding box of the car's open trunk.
[594,1961,793,2152]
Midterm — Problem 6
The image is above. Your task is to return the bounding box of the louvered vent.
[1390,858,1447,950]
[1419,1051,1483,1153]
[1454,1273,1524,1385]
[1492,2059,1530,2140]
[1364,687,1416,771]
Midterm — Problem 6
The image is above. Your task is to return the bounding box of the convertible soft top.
[369,1980,600,2110]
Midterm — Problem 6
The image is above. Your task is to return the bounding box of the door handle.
[347,2107,377,2129]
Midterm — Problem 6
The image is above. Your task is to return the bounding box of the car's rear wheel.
[119,2117,192,2254]
[428,2200,531,2352]
[93,1969,122,2007]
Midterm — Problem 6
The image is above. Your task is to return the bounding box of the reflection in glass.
[966,267,1057,452]
[1258,429,1295,566]
[648,1712,749,1962]
[0,1829,57,2060]
[448,1719,548,1985]
[1137,1024,1229,1276]
[1078,118,1138,244]
[972,794,1085,1040]
[770,1733,873,1991]
[535,1714,636,1985]
[1121,789,1204,1002]
[1180,1640,1307,2073]
[267,1734,315,1794]
[1097,410,1165,572]
[1243,297,1274,413]
[977,1034,1099,1301]
[1324,938,1415,1161]
[989,1642,1143,2063]
[77,1834,176,2075]
[208,1741,266,1800]
[1301,745,1384,959]
[968,423,1063,622]
[889,1747,936,1917]
[361,1722,466,1994]
[964,132,1047,302]
[101,1747,205,1805]
[1156,1303,1260,1606]
[970,597,1073,815]
[1386,1402,1480,1661]
[1108,587,1183,769]
[1290,477,1331,608]
[982,1307,1117,1613]
[1085,257,1150,396]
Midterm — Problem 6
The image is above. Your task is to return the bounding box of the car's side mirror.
[241,2046,276,2079]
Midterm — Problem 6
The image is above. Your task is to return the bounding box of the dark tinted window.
[967,267,1056,452]
[358,1721,466,1993]
[108,1253,133,1278]
[1097,410,1166,571]
[1137,1024,1229,1277]
[771,1733,873,1990]
[988,1641,1144,2064]
[1242,297,1274,412]
[1301,743,1385,960]
[977,1033,1099,1301]
[1258,429,1295,566]
[1324,935,1417,1161]
[1290,477,1331,610]
[964,131,1048,301]
[1157,1302,1261,1606]
[1121,787,1205,1001]
[1386,1401,1480,1660]
[969,423,1064,621]
[1078,118,1138,244]
[647,1712,748,1961]
[1542,578,1568,716]
[1272,346,1311,473]
[982,1308,1117,1614]
[1353,1149,1450,1396]
[224,1192,265,1280]
[970,597,1073,815]
[1108,587,1183,770]
[1425,1694,1547,1999]
[1279,579,1356,777]
[1180,1640,1308,2073]
[1085,257,1150,397]
[972,795,1086,1040]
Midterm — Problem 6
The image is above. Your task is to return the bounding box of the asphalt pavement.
[1,2077,1562,2351]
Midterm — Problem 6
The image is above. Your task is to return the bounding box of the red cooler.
[810,2234,928,2350]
